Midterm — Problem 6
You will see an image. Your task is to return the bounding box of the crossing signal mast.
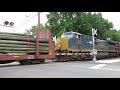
[0,21,14,28]
[92,28,97,61]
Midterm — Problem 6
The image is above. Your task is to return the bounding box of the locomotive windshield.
[61,32,74,38]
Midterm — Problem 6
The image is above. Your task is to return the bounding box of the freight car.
[0,29,55,64]
[55,31,120,61]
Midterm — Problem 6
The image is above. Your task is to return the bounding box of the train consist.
[0,29,120,64]
[55,31,120,61]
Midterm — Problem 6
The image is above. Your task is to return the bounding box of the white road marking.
[90,64,106,69]
[89,60,120,71]
[99,68,120,71]
[95,59,120,64]
[97,60,120,63]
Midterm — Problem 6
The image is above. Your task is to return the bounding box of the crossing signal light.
[9,22,14,26]
[4,21,9,25]
[3,21,14,27]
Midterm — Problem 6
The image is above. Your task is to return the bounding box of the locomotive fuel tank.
[55,37,68,51]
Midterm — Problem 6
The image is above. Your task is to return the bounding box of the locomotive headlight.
[87,41,93,44]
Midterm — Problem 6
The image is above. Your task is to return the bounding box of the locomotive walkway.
[0,58,120,78]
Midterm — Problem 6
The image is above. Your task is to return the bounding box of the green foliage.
[103,29,120,41]
[24,12,120,41]
[46,12,113,40]
[24,24,47,36]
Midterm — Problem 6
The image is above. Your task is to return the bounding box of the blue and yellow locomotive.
[55,31,120,61]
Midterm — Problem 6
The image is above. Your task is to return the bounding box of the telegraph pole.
[38,12,40,31]
[36,12,40,58]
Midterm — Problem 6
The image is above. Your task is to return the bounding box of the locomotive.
[55,31,120,61]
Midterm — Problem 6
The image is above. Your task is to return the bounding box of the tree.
[24,23,47,36]
[103,29,120,41]
[46,12,113,40]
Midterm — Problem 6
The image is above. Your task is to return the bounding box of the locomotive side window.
[74,32,81,39]
[76,34,81,39]
[66,32,74,38]
[61,32,82,39]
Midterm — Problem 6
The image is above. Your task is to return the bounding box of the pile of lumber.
[0,32,49,54]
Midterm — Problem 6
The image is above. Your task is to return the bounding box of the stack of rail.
[0,32,49,54]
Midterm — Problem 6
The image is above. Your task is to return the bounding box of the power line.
[13,12,35,30]
[17,12,35,26]
[20,13,38,27]
[12,12,36,31]
[14,14,37,30]
[13,12,38,32]
[0,12,34,28]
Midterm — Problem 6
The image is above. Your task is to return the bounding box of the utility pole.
[38,12,40,31]
[36,12,40,58]
[92,28,97,61]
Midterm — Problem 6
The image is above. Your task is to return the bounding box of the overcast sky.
[0,12,120,33]
[0,12,48,33]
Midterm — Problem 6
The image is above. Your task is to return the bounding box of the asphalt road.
[1,58,120,78]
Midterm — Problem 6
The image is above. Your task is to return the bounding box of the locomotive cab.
[61,31,82,39]
[55,31,82,51]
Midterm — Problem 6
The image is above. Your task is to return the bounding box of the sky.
[0,12,48,33]
[0,12,120,34]
[101,12,120,30]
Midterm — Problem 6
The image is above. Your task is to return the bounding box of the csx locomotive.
[55,31,120,61]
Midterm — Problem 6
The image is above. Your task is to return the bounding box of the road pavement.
[0,58,120,78]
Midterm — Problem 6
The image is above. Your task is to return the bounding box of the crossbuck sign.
[92,28,97,61]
